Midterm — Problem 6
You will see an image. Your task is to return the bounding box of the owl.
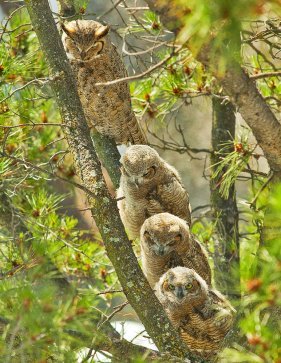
[61,20,146,145]
[140,213,211,288]
[155,267,235,358]
[117,145,191,239]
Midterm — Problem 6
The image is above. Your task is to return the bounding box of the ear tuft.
[95,25,110,40]
[61,23,76,38]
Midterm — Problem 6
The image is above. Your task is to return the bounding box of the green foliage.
[211,131,256,199]
[221,185,281,362]
[0,6,121,361]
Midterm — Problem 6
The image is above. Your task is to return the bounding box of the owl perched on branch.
[61,20,146,145]
[140,213,211,288]
[156,267,235,358]
[117,145,191,239]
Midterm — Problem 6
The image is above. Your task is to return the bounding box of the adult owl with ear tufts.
[61,20,146,145]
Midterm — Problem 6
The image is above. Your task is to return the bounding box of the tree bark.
[210,99,239,296]
[24,0,199,360]
[144,0,281,177]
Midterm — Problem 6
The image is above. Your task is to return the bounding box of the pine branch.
[144,0,281,179]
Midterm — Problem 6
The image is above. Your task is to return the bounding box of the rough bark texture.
[145,0,281,177]
[24,0,200,360]
[93,131,121,189]
[210,99,239,296]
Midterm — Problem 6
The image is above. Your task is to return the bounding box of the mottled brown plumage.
[117,146,191,239]
[61,20,146,144]
[140,213,211,288]
[156,267,235,358]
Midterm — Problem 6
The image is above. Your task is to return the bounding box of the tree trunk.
[210,98,239,296]
[24,0,200,360]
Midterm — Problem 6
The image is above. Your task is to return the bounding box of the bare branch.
[250,71,281,80]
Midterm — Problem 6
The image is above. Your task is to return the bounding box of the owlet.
[156,267,235,358]
[117,145,191,239]
[61,20,146,144]
[140,213,211,288]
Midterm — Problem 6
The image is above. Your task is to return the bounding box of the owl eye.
[143,166,156,178]
[174,234,182,243]
[185,283,193,289]
[144,231,150,238]
[168,284,175,291]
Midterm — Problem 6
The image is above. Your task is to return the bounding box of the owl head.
[140,213,190,256]
[156,267,208,307]
[61,20,110,62]
[120,145,162,187]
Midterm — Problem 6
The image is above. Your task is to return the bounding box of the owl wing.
[205,290,236,335]
[179,316,220,355]
[109,45,146,144]
[146,176,191,225]
[181,237,212,286]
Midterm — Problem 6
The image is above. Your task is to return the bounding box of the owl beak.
[80,50,86,60]
[175,286,184,300]
[134,178,140,188]
[156,245,165,256]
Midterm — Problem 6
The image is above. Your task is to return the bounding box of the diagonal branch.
[24,0,200,360]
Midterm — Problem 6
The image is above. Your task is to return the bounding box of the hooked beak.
[175,286,185,300]
[134,178,140,188]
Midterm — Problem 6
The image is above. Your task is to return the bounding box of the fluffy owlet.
[140,213,211,288]
[117,145,191,239]
[61,20,146,145]
[156,267,235,358]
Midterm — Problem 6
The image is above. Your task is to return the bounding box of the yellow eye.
[168,284,175,291]
[185,283,193,289]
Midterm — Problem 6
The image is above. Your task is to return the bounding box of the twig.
[0,152,100,200]
[95,48,181,86]
[250,71,281,80]
[98,301,129,328]
[0,78,49,104]
[97,0,123,20]
[0,4,26,42]
[96,289,123,295]
[0,123,67,129]
[250,172,274,207]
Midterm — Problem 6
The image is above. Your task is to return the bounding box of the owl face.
[159,267,208,305]
[140,213,190,256]
[62,20,110,62]
[120,145,161,188]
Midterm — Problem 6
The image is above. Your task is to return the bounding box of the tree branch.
[144,0,281,178]
[250,71,281,80]
[210,98,240,296]
[24,0,200,360]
